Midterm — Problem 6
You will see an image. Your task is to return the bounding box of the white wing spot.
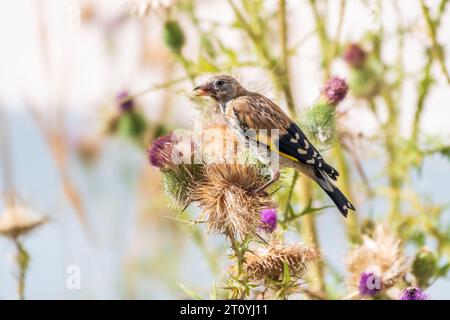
[290,138,298,143]
[297,148,307,155]
[306,158,315,164]
[304,139,309,149]
[318,162,322,167]
[295,133,300,140]
[343,205,348,211]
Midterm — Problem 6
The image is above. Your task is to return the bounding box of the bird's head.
[193,75,246,104]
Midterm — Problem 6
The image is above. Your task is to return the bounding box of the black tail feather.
[322,184,355,217]
[314,168,355,217]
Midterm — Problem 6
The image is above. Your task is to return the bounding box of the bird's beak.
[193,83,212,96]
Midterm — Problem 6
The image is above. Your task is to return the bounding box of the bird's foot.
[251,188,269,197]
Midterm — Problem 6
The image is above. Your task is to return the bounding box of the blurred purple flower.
[148,134,176,169]
[359,272,382,296]
[400,287,428,300]
[322,76,348,105]
[116,91,134,112]
[344,43,367,68]
[260,208,277,233]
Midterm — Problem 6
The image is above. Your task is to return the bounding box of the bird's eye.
[216,80,224,86]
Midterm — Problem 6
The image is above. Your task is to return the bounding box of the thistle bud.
[412,247,438,288]
[322,76,348,106]
[163,20,185,54]
[300,101,336,147]
[116,91,134,112]
[344,43,367,69]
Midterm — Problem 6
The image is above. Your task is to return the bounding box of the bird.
[193,75,355,217]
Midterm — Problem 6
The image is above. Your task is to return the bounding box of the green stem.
[14,239,30,300]
[411,51,433,143]
[298,176,325,294]
[420,0,450,84]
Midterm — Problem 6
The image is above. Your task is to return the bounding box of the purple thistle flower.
[260,208,277,233]
[116,91,134,112]
[344,43,367,68]
[322,76,348,105]
[148,134,176,169]
[359,272,382,296]
[400,287,428,300]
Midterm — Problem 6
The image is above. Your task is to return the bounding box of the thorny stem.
[420,0,450,84]
[411,51,433,143]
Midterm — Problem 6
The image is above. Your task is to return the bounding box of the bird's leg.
[253,170,280,195]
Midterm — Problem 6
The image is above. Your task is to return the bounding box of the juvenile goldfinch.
[193,75,355,217]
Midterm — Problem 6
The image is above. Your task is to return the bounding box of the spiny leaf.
[177,282,203,300]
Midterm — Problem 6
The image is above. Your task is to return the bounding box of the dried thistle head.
[243,241,321,281]
[0,196,48,240]
[192,164,273,239]
[345,225,409,296]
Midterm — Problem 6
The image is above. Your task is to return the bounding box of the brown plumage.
[194,75,355,217]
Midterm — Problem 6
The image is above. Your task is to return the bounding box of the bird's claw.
[251,188,269,197]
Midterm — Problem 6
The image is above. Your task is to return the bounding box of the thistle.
[259,208,277,233]
[400,287,428,300]
[300,76,348,147]
[343,43,382,99]
[412,247,438,288]
[192,164,274,240]
[148,132,204,209]
[0,198,48,240]
[243,241,321,281]
[345,225,409,298]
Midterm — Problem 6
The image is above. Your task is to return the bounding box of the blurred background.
[0,0,449,299]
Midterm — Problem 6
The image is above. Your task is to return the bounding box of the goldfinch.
[193,75,355,217]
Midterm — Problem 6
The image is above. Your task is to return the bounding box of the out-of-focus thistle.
[0,197,48,240]
[0,195,48,299]
[412,247,438,288]
[259,208,277,233]
[192,164,274,240]
[345,225,409,298]
[400,287,428,300]
[300,76,348,147]
[148,132,203,209]
[163,20,185,54]
[115,91,147,143]
[243,240,321,282]
[344,43,382,99]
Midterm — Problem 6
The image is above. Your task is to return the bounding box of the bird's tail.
[313,168,355,217]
